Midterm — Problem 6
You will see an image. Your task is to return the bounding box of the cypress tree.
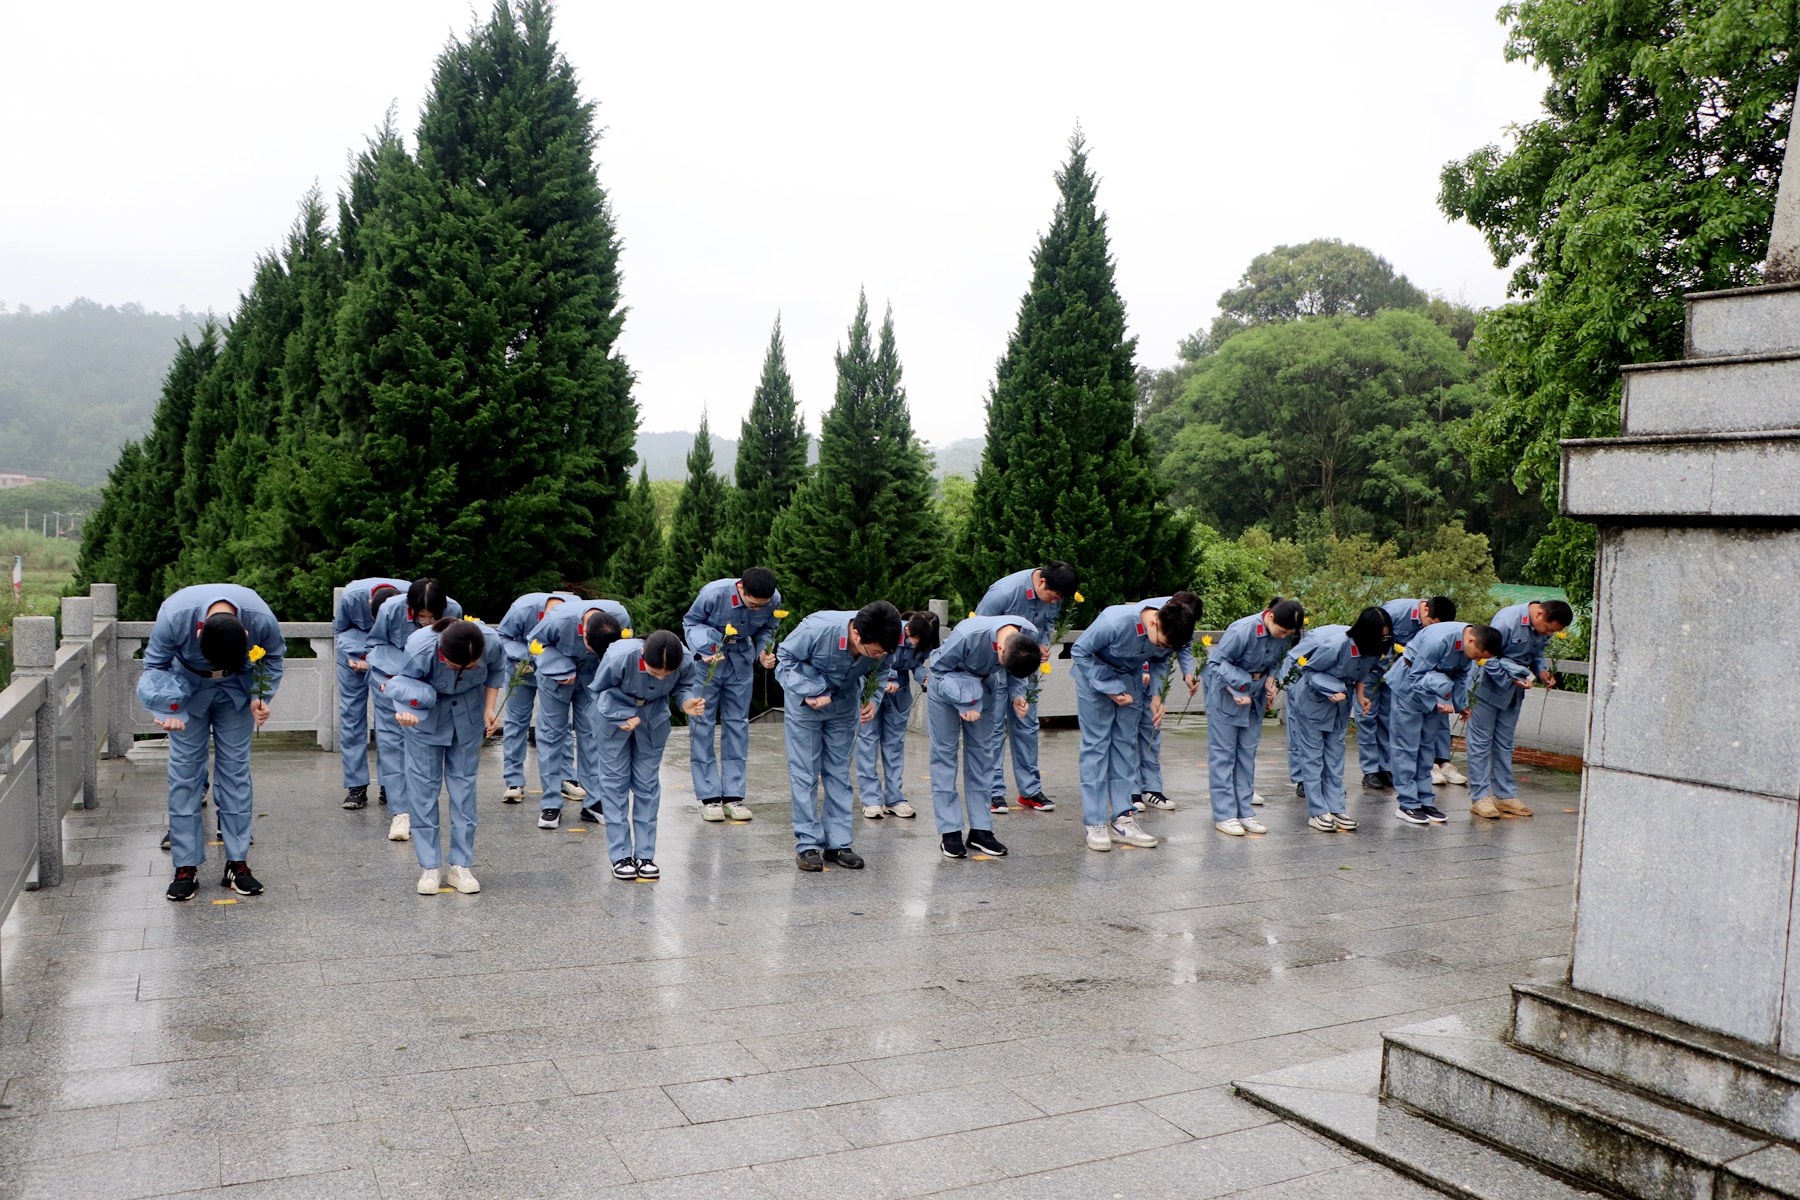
[603,464,663,603]
[719,317,809,570]
[766,293,947,614]
[638,414,727,633]
[958,134,1192,612]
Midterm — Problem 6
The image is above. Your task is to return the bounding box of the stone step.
[1386,1026,1800,1200]
[1686,283,1800,359]
[1513,984,1800,1145]
[1621,351,1800,435]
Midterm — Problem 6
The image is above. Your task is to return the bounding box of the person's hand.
[805,694,831,710]
[759,650,777,669]
[885,681,899,694]
[1150,694,1166,722]
[249,700,270,728]
[859,701,877,723]
[1435,702,1454,714]
[1039,643,1052,663]
[1233,694,1252,706]
[1458,707,1472,721]
[620,715,642,732]
[396,710,420,727]
[1515,677,1533,690]
[1111,691,1133,706]
[349,657,368,672]
[959,708,981,722]
[1264,678,1277,705]
[484,711,502,736]
[682,697,706,717]
[1359,694,1373,715]
[707,652,725,665]
[1540,670,1556,688]
[1013,695,1029,718]
[1185,673,1198,696]
[557,675,575,686]
[1328,692,1347,703]
[154,715,185,732]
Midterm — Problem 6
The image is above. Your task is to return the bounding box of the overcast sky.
[1,1,1546,445]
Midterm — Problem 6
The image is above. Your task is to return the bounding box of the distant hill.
[634,430,983,482]
[931,437,984,479]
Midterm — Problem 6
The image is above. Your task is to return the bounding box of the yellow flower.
[724,623,738,636]
[1074,592,1085,603]
[529,639,545,656]
[968,611,976,619]
[1554,630,1569,639]
[621,628,633,638]
[247,645,267,664]
[462,614,479,623]
[1201,636,1212,647]
[1393,643,1405,653]
[1297,655,1309,666]
[773,609,789,619]
[1039,662,1052,675]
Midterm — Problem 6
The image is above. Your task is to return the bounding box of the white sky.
[0,1,1545,444]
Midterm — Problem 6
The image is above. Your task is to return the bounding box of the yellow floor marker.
[567,827,586,832]
[211,898,237,905]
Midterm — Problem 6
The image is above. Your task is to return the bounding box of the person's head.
[1349,606,1390,658]
[902,610,942,653]
[641,629,683,678]
[738,567,777,608]
[1156,592,1200,648]
[1464,624,1503,660]
[849,601,903,657]
[1036,560,1078,603]
[369,584,401,613]
[199,612,248,672]
[432,616,486,670]
[581,608,623,656]
[407,578,450,625]
[1421,595,1456,625]
[1266,598,1304,638]
[1532,599,1574,635]
[999,630,1041,678]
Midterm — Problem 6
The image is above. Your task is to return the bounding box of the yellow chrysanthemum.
[1297,655,1309,666]
[529,639,546,655]
[725,623,738,636]
[621,628,633,638]
[247,645,266,664]
[1393,644,1405,653]
[463,614,479,623]
[1200,636,1212,647]
[1554,630,1568,639]
[968,611,976,619]
[1039,662,1052,675]
[773,609,790,619]
[1074,592,1085,603]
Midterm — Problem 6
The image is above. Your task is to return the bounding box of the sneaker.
[1130,794,1146,813]
[417,868,441,895]
[1423,805,1448,823]
[446,864,480,893]
[1141,791,1176,811]
[1240,816,1268,835]
[1109,814,1158,848]
[160,830,171,851]
[1250,792,1266,807]
[560,780,587,801]
[537,808,560,830]
[1016,794,1054,812]
[1496,798,1534,817]
[612,858,639,881]
[1471,798,1503,820]
[1215,818,1247,836]
[1332,813,1358,831]
[388,813,411,841]
[701,802,726,822]
[166,866,199,901]
[1361,773,1386,790]
[967,829,1008,857]
[342,785,368,810]
[635,859,661,880]
[1307,814,1338,832]
[940,831,968,859]
[378,786,389,807]
[1396,806,1430,825]
[823,848,865,869]
[723,800,753,821]
[795,848,824,872]
[862,804,884,820]
[1441,763,1468,786]
[221,861,263,896]
[1378,771,1394,788]
[886,801,917,819]
[578,805,601,825]
[1294,782,1305,798]
[501,785,525,804]
[988,796,1009,814]
[1430,764,1448,786]
[1085,824,1113,852]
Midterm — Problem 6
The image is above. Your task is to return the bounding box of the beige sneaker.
[1442,763,1468,785]
[446,864,480,894]
[1240,816,1269,835]
[886,801,917,819]
[1109,814,1158,848]
[500,785,525,803]
[388,813,411,841]
[1430,764,1449,786]
[560,779,588,801]
[1495,798,1534,816]
[1307,814,1338,832]
[1215,818,1247,836]
[416,868,440,895]
[723,801,753,821]
[1332,813,1358,831]
[1085,824,1113,852]
[701,802,726,822]
[1250,792,1266,806]
[1471,798,1503,819]
[862,804,884,820]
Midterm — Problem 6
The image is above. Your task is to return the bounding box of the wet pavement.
[0,717,1582,1198]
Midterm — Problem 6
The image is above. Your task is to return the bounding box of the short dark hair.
[1428,595,1457,623]
[582,609,623,656]
[1000,631,1040,678]
[740,567,777,601]
[369,584,401,611]
[1349,606,1389,658]
[434,617,486,666]
[903,610,942,653]
[407,578,450,622]
[642,629,682,669]
[1540,599,1574,627]
[1040,560,1078,597]
[1268,598,1305,633]
[1159,593,1199,647]
[852,601,903,654]
[199,613,248,671]
[1467,624,1503,656]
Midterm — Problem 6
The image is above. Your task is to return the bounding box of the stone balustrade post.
[12,616,61,889]
[61,597,97,811]
[89,583,126,759]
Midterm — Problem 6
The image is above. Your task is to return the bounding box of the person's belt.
[184,664,230,679]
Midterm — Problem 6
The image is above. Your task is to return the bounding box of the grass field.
[0,529,79,686]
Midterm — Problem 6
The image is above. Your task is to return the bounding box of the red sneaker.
[1016,794,1055,812]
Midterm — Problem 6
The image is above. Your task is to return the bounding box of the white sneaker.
[1250,792,1266,806]
[416,868,440,895]
[1216,818,1247,836]
[1431,765,1448,786]
[701,802,726,822]
[446,864,480,894]
[1142,791,1177,811]
[1085,824,1113,852]
[862,804,884,820]
[723,801,753,821]
[1307,814,1338,832]
[1441,763,1468,785]
[388,813,411,841]
[500,785,525,803]
[1240,816,1268,835]
[1332,812,1359,830]
[560,780,587,801]
[1109,814,1158,848]
[886,802,917,819]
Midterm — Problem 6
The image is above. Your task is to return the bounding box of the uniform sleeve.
[754,593,782,654]
[332,593,366,662]
[1176,645,1195,677]
[496,603,532,662]
[383,660,438,714]
[1072,626,1133,696]
[482,636,507,690]
[1208,624,1254,692]
[591,654,639,724]
[531,614,578,680]
[775,624,828,697]
[683,591,724,658]
[671,654,704,709]
[251,613,286,700]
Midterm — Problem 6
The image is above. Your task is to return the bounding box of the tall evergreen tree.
[638,414,728,633]
[603,464,663,603]
[957,134,1192,613]
[766,292,947,615]
[717,317,808,570]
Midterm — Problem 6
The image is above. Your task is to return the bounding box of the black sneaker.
[1396,806,1430,826]
[166,866,198,901]
[967,829,1008,857]
[635,859,660,880]
[988,796,1009,814]
[1130,793,1145,812]
[221,861,263,896]
[378,786,389,807]
[940,832,968,859]
[1016,794,1054,812]
[578,805,602,825]
[1379,771,1394,788]
[1423,805,1448,823]
[795,848,824,872]
[611,858,638,880]
[342,785,368,810]
[1361,773,1386,790]
[537,808,561,830]
[823,848,865,869]
[160,830,171,852]
[1295,782,1305,798]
